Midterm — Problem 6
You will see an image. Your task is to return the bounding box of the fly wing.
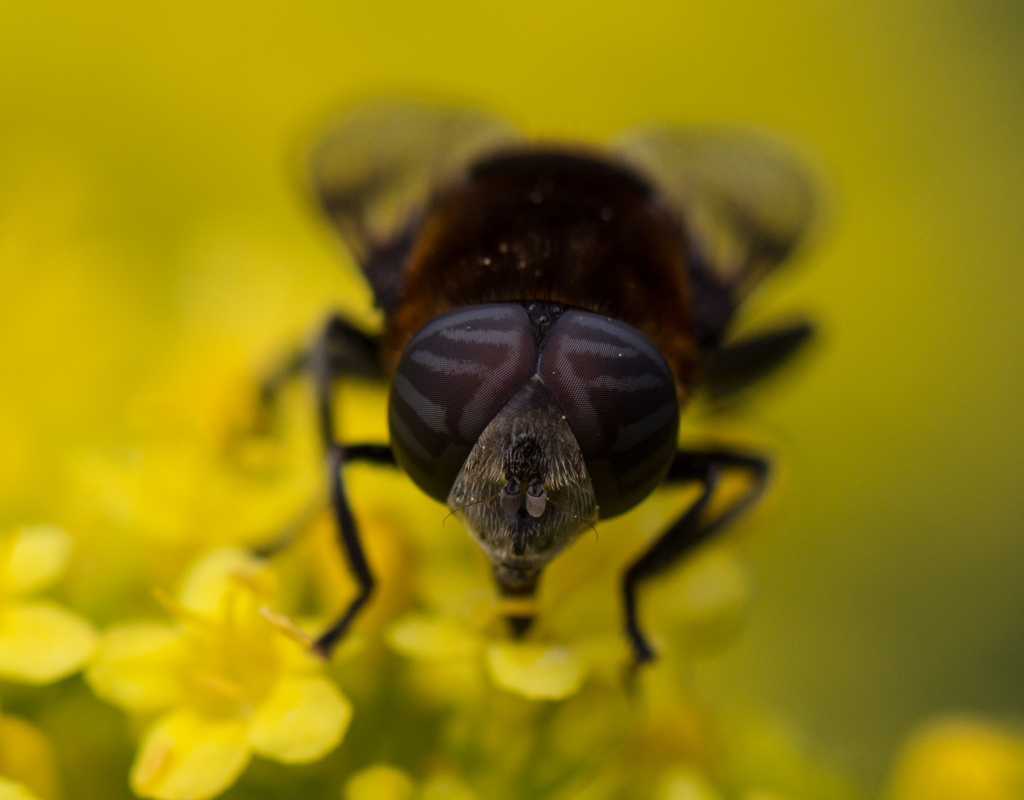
[310,101,522,312]
[613,128,819,306]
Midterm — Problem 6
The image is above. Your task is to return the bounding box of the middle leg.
[622,447,769,665]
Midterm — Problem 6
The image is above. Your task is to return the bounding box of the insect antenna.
[442,491,503,529]
[544,495,599,541]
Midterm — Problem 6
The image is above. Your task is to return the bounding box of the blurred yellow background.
[2,0,1022,792]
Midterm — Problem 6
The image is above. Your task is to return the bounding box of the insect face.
[388,302,681,589]
[448,377,597,592]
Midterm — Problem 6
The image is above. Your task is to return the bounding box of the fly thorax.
[447,377,598,574]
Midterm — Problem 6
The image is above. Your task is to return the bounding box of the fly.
[263,101,818,665]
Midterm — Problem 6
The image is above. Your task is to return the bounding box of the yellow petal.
[386,614,482,660]
[884,717,1024,800]
[485,642,586,701]
[130,710,249,800]
[246,675,351,763]
[0,714,59,800]
[0,601,97,683]
[178,547,269,615]
[0,778,42,800]
[344,764,415,800]
[1,525,70,597]
[86,622,185,712]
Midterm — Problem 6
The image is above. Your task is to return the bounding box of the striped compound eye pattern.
[389,304,680,517]
[537,311,680,518]
[388,304,539,502]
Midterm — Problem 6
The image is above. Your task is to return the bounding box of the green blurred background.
[2,0,1022,792]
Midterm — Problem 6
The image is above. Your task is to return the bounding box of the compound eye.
[389,304,538,503]
[539,310,679,518]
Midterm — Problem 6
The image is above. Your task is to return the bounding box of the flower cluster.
[0,525,97,799]
[86,547,351,800]
[1,179,1020,800]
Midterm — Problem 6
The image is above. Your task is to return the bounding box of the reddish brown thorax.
[381,149,699,400]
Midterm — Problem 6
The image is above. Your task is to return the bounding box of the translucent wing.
[310,101,523,312]
[613,128,819,304]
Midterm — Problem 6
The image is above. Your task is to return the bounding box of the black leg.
[310,444,376,658]
[302,314,383,449]
[342,444,398,465]
[622,447,769,665]
[259,313,394,659]
[700,321,814,402]
[251,442,395,559]
[259,313,383,421]
[308,316,398,658]
[259,350,308,408]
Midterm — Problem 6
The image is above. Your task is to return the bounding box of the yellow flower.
[0,525,97,684]
[86,547,352,800]
[344,763,477,800]
[386,539,750,703]
[344,764,416,800]
[0,779,42,800]
[387,609,589,702]
[75,349,322,554]
[0,709,60,800]
[884,717,1024,800]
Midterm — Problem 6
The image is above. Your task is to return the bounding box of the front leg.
[309,444,376,657]
[309,315,400,658]
[259,313,382,418]
[622,448,769,665]
[261,313,395,659]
